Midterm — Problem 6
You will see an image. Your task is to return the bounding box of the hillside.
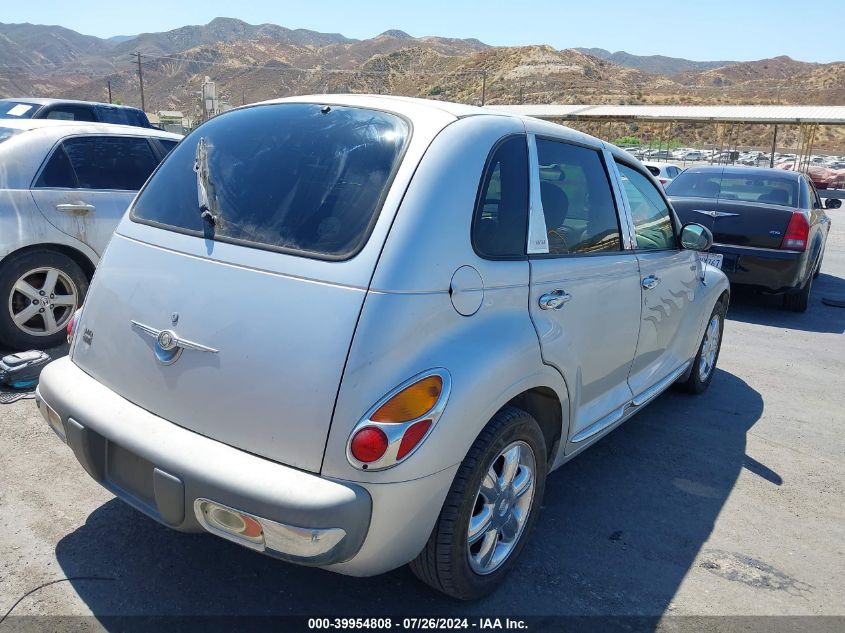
[576,48,735,75]
[2,19,843,150]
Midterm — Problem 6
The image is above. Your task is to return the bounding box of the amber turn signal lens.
[371,375,443,423]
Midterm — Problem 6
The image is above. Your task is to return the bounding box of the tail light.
[659,178,668,185]
[66,308,82,344]
[781,212,810,251]
[347,370,450,471]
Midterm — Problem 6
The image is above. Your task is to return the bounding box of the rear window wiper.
[194,137,221,228]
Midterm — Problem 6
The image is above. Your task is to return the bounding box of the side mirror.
[680,223,714,251]
[824,198,842,209]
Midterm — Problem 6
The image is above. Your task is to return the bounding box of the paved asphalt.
[0,213,843,627]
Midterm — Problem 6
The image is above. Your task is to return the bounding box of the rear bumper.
[712,243,809,293]
[36,356,372,567]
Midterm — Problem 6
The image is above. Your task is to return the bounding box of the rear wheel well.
[3,244,96,281]
[504,387,563,461]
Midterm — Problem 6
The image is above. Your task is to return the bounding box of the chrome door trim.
[603,146,638,251]
[570,404,626,443]
[630,361,691,407]
[570,360,691,443]
[526,133,549,254]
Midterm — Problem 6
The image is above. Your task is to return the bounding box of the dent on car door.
[30,136,160,255]
[526,137,641,446]
[615,161,703,395]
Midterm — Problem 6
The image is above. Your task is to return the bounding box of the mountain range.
[1,18,843,148]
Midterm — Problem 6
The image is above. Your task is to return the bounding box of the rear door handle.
[56,203,95,214]
[539,289,572,310]
[642,275,661,290]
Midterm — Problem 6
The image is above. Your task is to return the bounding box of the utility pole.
[770,124,778,168]
[107,80,112,104]
[132,52,146,112]
[481,70,487,106]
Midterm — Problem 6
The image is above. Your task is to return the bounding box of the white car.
[0,119,180,348]
[37,95,728,600]
[643,161,683,186]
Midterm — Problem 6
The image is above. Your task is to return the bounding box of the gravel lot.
[0,212,843,624]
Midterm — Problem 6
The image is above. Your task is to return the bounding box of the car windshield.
[666,170,799,206]
[131,103,409,260]
[0,101,38,119]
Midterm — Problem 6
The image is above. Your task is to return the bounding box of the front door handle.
[642,275,661,290]
[56,202,95,214]
[539,289,572,310]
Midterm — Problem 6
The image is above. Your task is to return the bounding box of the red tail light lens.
[396,419,433,460]
[659,178,668,185]
[66,308,82,344]
[350,427,389,463]
[781,212,809,251]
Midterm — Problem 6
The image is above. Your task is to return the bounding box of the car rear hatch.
[70,101,427,473]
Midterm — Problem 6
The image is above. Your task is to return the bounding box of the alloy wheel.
[8,267,78,337]
[467,440,536,575]
[699,314,721,382]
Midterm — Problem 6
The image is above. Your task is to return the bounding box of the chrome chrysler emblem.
[693,209,739,218]
[131,320,218,365]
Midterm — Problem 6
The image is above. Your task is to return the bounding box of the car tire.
[783,274,812,313]
[680,300,726,394]
[0,250,88,350]
[409,406,547,600]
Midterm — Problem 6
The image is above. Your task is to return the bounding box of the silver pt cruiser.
[37,95,729,599]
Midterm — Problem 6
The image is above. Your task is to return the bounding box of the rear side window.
[536,139,621,255]
[35,147,75,188]
[50,136,160,190]
[158,139,178,155]
[132,103,409,260]
[472,136,529,258]
[616,163,678,251]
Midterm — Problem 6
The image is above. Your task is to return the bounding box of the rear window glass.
[97,106,149,127]
[645,165,660,176]
[132,103,409,260]
[667,170,799,206]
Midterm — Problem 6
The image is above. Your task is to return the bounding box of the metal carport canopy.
[484,104,845,125]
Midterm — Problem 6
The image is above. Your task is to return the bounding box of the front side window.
[536,139,621,255]
[616,162,678,251]
[47,136,160,190]
[132,103,409,260]
[472,136,528,258]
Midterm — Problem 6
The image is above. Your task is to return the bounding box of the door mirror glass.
[824,198,842,209]
[680,223,713,251]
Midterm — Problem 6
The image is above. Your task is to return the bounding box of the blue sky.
[6,0,844,63]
